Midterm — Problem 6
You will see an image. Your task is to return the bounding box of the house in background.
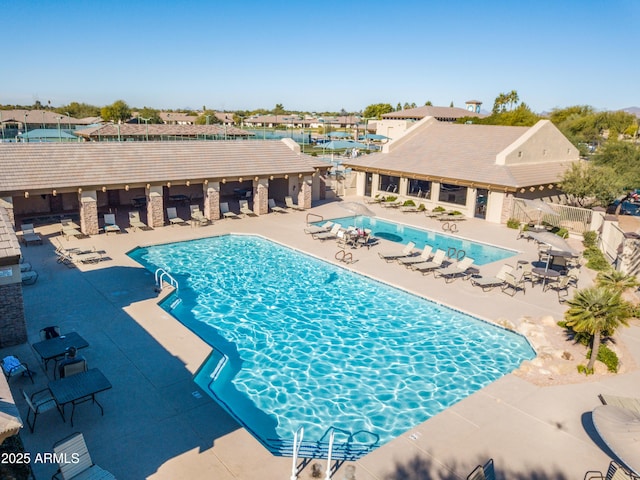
[344,117,579,224]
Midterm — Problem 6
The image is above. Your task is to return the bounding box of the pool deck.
[6,197,640,479]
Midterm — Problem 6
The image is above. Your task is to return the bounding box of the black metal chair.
[22,388,64,432]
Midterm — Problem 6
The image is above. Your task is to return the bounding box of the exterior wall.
[355,171,366,197]
[254,179,268,215]
[204,183,221,220]
[498,120,579,166]
[79,191,99,235]
[0,281,27,346]
[298,176,312,209]
[318,173,327,200]
[486,191,506,224]
[374,120,410,141]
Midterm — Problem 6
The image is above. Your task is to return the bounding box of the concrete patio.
[3,198,640,479]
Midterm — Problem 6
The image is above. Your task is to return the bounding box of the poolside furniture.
[61,219,82,240]
[591,407,640,478]
[378,241,416,262]
[20,262,32,272]
[20,223,43,246]
[32,331,89,373]
[48,368,112,427]
[1,355,33,384]
[56,246,103,266]
[285,196,305,211]
[584,461,639,480]
[269,198,287,213]
[410,249,447,275]
[60,358,88,379]
[239,200,257,217]
[21,270,38,285]
[102,213,121,234]
[22,388,64,433]
[599,394,640,418]
[220,202,239,219]
[128,211,148,230]
[365,195,385,204]
[304,221,334,235]
[40,326,61,340]
[434,257,476,283]
[398,246,433,267]
[381,199,403,208]
[543,274,573,302]
[466,458,495,480]
[312,224,342,241]
[52,432,116,480]
[189,205,209,226]
[167,207,186,225]
[400,203,420,213]
[501,271,526,296]
[470,265,513,291]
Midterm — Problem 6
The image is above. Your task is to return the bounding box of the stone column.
[203,182,221,221]
[0,198,15,228]
[318,173,326,200]
[298,175,312,209]
[253,178,269,215]
[79,191,99,235]
[0,282,27,346]
[147,187,165,228]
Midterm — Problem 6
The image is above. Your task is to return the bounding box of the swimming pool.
[128,235,535,457]
[325,215,516,265]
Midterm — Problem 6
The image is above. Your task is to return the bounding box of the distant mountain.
[622,106,640,117]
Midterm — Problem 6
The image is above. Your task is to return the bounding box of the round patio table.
[532,267,560,288]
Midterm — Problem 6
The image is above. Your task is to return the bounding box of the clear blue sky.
[4,0,638,113]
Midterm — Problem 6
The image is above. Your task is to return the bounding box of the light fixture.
[269,175,274,181]
[146,183,151,189]
[102,186,107,193]
[538,186,544,191]
[24,192,29,198]
[125,185,130,191]
[204,179,208,185]
[298,173,303,178]
[77,188,82,194]
[520,188,525,193]
[529,187,535,192]
[254,176,259,182]
[284,174,289,179]
[222,178,226,184]
[52,190,57,196]
[186,181,190,187]
[239,177,243,183]
[167,182,171,188]
[548,184,553,189]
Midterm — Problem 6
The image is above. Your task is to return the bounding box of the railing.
[512,199,592,234]
[306,213,323,225]
[441,221,458,233]
[290,426,305,480]
[154,268,178,293]
[335,249,354,264]
[446,247,466,261]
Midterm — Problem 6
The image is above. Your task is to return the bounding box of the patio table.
[48,368,112,426]
[532,267,561,288]
[31,331,89,373]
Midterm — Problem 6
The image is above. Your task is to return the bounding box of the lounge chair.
[312,224,342,241]
[398,246,433,267]
[304,221,334,235]
[584,461,639,480]
[434,257,476,283]
[60,219,81,239]
[424,209,444,219]
[189,205,209,225]
[400,203,420,213]
[167,207,185,225]
[21,270,38,285]
[285,196,305,211]
[381,199,403,208]
[470,264,513,291]
[52,432,116,480]
[466,459,495,480]
[501,271,526,296]
[22,388,64,433]
[599,395,640,418]
[20,224,43,246]
[128,211,148,230]
[239,200,257,217]
[543,274,573,302]
[220,202,239,219]
[410,249,447,275]
[102,213,121,234]
[55,247,103,266]
[365,195,385,204]
[269,198,287,213]
[378,241,416,262]
[1,355,33,384]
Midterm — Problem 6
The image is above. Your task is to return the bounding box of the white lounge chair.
[128,211,148,230]
[470,264,513,291]
[239,200,257,217]
[52,432,116,480]
[189,205,209,225]
[220,202,239,219]
[398,246,433,267]
[269,198,287,213]
[304,221,334,235]
[167,207,185,225]
[410,249,447,275]
[20,224,43,246]
[60,219,81,239]
[103,213,121,234]
[312,224,342,241]
[285,196,305,211]
[434,257,475,283]
[378,242,416,262]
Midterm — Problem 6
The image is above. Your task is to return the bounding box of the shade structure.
[359,133,389,140]
[592,405,640,475]
[322,140,370,150]
[339,201,375,217]
[518,198,560,227]
[0,411,22,444]
[527,231,576,255]
[326,131,352,138]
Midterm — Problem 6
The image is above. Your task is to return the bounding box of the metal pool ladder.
[154,268,179,294]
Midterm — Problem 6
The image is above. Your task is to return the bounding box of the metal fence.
[512,199,593,234]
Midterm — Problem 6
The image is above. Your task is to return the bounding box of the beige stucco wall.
[498,120,579,166]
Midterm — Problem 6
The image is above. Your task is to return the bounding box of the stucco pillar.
[371,173,380,196]
[355,172,366,197]
[431,183,441,204]
[399,178,409,196]
[147,187,165,228]
[298,175,312,209]
[318,173,327,200]
[203,182,221,221]
[465,187,477,218]
[253,178,269,215]
[79,191,99,235]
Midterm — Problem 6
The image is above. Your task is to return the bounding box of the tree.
[362,103,394,119]
[136,107,162,124]
[564,286,632,370]
[593,141,640,189]
[396,102,402,111]
[449,101,454,107]
[272,104,286,115]
[596,269,639,293]
[55,102,100,118]
[507,90,520,110]
[196,109,222,125]
[100,100,131,123]
[425,101,433,106]
[559,161,622,207]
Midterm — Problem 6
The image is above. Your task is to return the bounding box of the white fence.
[512,199,593,234]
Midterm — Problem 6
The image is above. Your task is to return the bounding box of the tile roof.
[74,123,252,138]
[344,120,577,189]
[0,109,93,125]
[382,105,482,120]
[0,140,319,194]
[0,203,21,261]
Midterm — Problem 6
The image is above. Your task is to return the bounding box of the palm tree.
[596,269,639,293]
[564,286,632,370]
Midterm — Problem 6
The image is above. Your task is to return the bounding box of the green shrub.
[385,196,398,202]
[584,246,610,271]
[403,199,416,207]
[433,206,446,212]
[597,344,619,372]
[506,218,521,229]
[577,364,594,375]
[556,227,569,239]
[583,231,598,247]
[417,203,426,211]
[451,210,462,215]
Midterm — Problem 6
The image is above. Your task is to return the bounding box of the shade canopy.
[359,133,389,140]
[326,132,352,138]
[338,201,376,217]
[527,231,576,255]
[321,140,370,150]
[592,405,640,475]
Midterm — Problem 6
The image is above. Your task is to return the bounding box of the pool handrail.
[305,212,323,225]
[154,268,179,294]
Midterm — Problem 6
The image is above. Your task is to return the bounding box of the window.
[408,179,431,199]
[438,183,467,206]
[379,175,400,194]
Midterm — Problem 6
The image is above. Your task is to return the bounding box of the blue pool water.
[128,235,535,456]
[325,215,516,265]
